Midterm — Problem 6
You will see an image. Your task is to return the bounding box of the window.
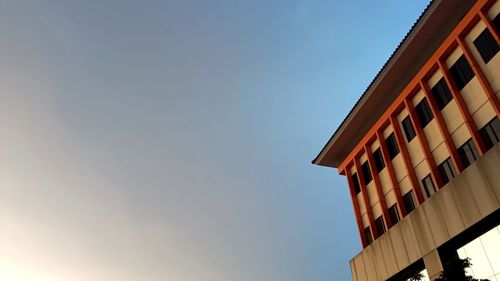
[385,133,400,159]
[375,216,386,236]
[361,161,372,184]
[431,78,453,110]
[421,175,436,199]
[402,116,416,142]
[479,117,500,150]
[388,204,400,225]
[364,227,373,245]
[352,172,361,194]
[403,191,416,213]
[437,158,456,185]
[474,29,499,63]
[494,13,500,31]
[373,148,385,172]
[415,98,434,127]
[457,139,479,168]
[449,55,474,91]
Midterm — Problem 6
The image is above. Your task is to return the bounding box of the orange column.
[437,59,487,155]
[478,10,500,45]
[376,130,407,217]
[354,157,377,240]
[389,115,425,204]
[345,167,367,248]
[404,97,443,189]
[420,81,464,173]
[457,37,500,120]
[364,144,392,229]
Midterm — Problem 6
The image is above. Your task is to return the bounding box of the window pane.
[373,148,385,172]
[479,117,500,150]
[364,227,373,245]
[431,78,453,110]
[421,175,436,199]
[389,204,400,225]
[403,191,416,213]
[361,162,372,184]
[352,172,361,194]
[450,55,474,90]
[386,133,400,159]
[473,29,499,63]
[458,139,478,168]
[375,216,386,236]
[402,116,416,142]
[438,157,456,185]
[415,98,434,127]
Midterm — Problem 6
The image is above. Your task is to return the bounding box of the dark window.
[474,29,499,63]
[352,172,361,194]
[421,175,436,199]
[403,191,416,213]
[375,216,386,236]
[388,204,400,225]
[415,98,434,127]
[385,133,400,160]
[479,117,500,150]
[364,227,373,245]
[373,148,385,173]
[494,13,500,31]
[438,158,456,185]
[402,116,416,142]
[457,139,479,168]
[361,162,372,184]
[431,78,453,110]
[449,55,474,91]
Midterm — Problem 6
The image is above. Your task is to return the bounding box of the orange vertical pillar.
[345,167,368,248]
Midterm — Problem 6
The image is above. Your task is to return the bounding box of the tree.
[434,257,489,281]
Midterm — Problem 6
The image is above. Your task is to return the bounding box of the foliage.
[434,257,489,281]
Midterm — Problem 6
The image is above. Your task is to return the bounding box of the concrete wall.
[349,144,500,281]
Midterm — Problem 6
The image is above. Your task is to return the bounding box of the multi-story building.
[313,0,500,280]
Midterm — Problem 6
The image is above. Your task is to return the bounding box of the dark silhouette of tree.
[434,257,489,281]
[407,257,490,281]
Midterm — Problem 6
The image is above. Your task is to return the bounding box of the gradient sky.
[0,1,429,280]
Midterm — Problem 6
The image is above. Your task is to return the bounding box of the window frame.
[415,98,434,128]
[449,55,474,91]
[352,172,361,195]
[402,116,417,142]
[437,157,456,185]
[375,216,386,236]
[421,174,436,200]
[403,191,416,214]
[473,28,499,63]
[388,204,400,225]
[361,161,372,184]
[457,139,479,169]
[479,117,500,150]
[431,78,453,110]
[373,148,385,173]
[385,133,400,160]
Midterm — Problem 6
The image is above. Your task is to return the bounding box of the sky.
[0,1,429,280]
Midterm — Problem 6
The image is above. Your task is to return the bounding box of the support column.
[389,115,425,204]
[404,97,443,189]
[354,157,378,240]
[364,144,391,229]
[437,59,487,155]
[478,9,500,45]
[423,250,444,281]
[457,37,500,120]
[420,81,465,173]
[346,167,367,248]
[376,130,407,217]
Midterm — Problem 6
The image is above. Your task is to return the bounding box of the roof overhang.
[313,0,476,169]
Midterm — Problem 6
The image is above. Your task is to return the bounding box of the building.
[313,0,500,280]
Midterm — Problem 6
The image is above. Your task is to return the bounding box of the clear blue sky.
[0,1,429,280]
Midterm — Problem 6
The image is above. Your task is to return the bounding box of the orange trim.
[420,81,465,173]
[376,130,407,217]
[437,59,487,155]
[404,97,443,188]
[336,0,492,173]
[389,115,424,204]
[457,37,500,120]
[479,8,500,45]
[345,167,367,248]
[354,157,377,240]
